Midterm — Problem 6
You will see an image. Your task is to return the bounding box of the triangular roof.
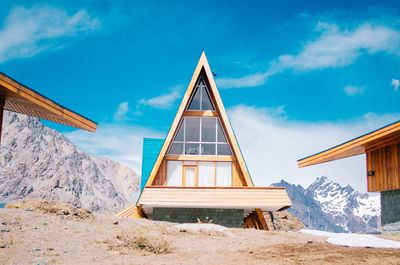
[142,51,253,190]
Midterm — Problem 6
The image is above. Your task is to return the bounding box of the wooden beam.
[255,208,269,230]
[183,110,218,117]
[165,155,235,162]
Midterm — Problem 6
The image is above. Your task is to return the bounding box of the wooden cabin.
[0,71,97,145]
[298,121,400,233]
[118,52,292,229]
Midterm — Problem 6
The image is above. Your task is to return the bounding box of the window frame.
[186,76,216,111]
[167,116,233,156]
[165,160,233,187]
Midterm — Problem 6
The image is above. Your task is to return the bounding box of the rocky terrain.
[272,177,380,233]
[1,202,399,265]
[0,111,140,213]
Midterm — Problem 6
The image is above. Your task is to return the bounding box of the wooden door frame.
[182,165,198,186]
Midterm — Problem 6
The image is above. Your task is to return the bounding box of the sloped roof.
[141,51,253,190]
[0,72,97,132]
[298,119,400,168]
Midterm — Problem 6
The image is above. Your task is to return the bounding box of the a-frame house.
[118,52,291,229]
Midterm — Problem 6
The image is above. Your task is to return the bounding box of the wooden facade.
[366,142,400,192]
[298,120,400,192]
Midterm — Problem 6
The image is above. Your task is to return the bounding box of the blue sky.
[1,0,400,191]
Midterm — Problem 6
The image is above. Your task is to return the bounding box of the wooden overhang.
[297,119,400,168]
[138,186,292,212]
[0,72,97,137]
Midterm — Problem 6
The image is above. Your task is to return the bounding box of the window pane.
[201,117,216,142]
[184,167,196,187]
[185,117,200,141]
[201,86,215,110]
[217,144,232,156]
[201,144,216,155]
[185,143,199,155]
[216,162,232,187]
[187,87,201,110]
[167,161,182,186]
[198,162,215,186]
[217,119,227,143]
[168,143,183,155]
[174,121,184,141]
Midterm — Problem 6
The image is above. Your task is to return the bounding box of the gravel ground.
[1,207,400,265]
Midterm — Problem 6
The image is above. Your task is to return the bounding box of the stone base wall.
[152,207,244,228]
[381,189,400,234]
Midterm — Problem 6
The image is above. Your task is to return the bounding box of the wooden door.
[183,165,197,186]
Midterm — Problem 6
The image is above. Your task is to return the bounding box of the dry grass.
[110,227,172,255]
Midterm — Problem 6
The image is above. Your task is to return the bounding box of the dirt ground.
[1,206,400,265]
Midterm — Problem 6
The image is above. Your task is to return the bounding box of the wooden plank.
[255,208,269,230]
[383,147,388,191]
[366,151,371,192]
[183,110,218,117]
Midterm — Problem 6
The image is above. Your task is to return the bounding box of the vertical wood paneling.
[366,151,372,192]
[367,143,400,192]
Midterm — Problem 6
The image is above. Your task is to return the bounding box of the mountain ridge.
[0,111,139,213]
[272,176,380,233]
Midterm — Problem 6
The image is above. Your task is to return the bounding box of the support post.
[0,96,4,146]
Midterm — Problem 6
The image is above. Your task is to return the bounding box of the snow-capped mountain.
[0,111,140,213]
[272,177,380,233]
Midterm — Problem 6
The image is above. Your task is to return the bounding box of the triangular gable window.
[187,77,215,111]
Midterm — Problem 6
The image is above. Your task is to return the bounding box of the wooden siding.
[366,142,400,192]
[0,72,97,132]
[139,187,292,211]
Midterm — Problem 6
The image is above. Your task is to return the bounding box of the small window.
[187,77,215,111]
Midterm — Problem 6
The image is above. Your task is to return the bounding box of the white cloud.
[217,72,270,89]
[228,105,400,192]
[0,5,100,63]
[65,124,165,174]
[344,85,365,96]
[218,22,400,88]
[138,85,182,109]
[391,79,399,91]
[276,23,400,71]
[113,102,129,121]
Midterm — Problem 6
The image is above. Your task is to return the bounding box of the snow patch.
[299,229,400,248]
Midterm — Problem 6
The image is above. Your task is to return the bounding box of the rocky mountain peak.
[272,177,380,233]
[0,111,139,213]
